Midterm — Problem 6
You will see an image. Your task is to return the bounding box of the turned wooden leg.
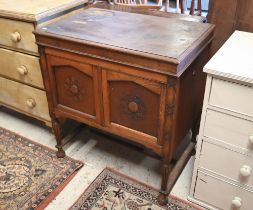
[158,161,172,206]
[52,117,66,158]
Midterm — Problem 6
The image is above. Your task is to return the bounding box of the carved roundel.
[120,94,146,120]
[64,77,85,101]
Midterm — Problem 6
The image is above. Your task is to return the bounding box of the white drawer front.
[0,48,44,88]
[0,77,50,121]
[209,78,253,117]
[0,18,38,54]
[204,109,253,150]
[199,141,253,187]
[194,171,253,210]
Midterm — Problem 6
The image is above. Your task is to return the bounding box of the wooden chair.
[113,0,163,10]
[180,0,202,16]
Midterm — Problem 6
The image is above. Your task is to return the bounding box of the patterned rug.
[0,127,83,210]
[70,168,202,210]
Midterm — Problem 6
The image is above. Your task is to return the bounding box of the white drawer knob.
[10,31,21,42]
[17,66,28,75]
[240,165,252,177]
[26,99,36,108]
[249,135,253,145]
[232,197,242,208]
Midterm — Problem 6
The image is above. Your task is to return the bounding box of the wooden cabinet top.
[204,31,253,85]
[35,8,214,76]
[0,0,86,22]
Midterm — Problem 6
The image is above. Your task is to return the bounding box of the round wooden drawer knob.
[128,101,138,113]
[240,165,252,177]
[249,135,253,145]
[10,32,21,43]
[26,99,36,108]
[17,66,28,75]
[231,197,242,208]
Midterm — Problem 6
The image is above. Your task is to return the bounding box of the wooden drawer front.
[0,18,37,53]
[103,70,165,140]
[209,78,253,117]
[204,109,253,150]
[0,77,50,121]
[0,48,43,88]
[199,141,253,186]
[194,171,253,210]
[48,56,99,122]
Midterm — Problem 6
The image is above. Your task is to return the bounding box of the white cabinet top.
[0,0,86,22]
[204,31,253,85]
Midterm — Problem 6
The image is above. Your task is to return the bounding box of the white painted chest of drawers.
[189,31,253,210]
[0,0,87,126]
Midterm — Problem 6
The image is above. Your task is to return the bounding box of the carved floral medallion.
[120,94,146,120]
[64,77,85,101]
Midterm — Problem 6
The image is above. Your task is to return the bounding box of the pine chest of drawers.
[34,7,214,203]
[0,0,86,126]
[189,31,253,210]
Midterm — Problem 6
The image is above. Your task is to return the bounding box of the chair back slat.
[190,0,202,16]
[114,0,162,9]
[114,0,201,14]
[179,0,202,16]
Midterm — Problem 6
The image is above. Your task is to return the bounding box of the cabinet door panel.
[47,55,99,122]
[110,81,160,137]
[55,65,95,116]
[103,69,166,142]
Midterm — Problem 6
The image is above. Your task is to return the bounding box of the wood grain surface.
[0,48,44,88]
[36,8,214,75]
[0,77,51,122]
[41,8,211,60]
[0,0,87,22]
[35,5,214,202]
[0,18,38,54]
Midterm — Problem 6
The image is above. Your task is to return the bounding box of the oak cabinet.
[35,7,214,203]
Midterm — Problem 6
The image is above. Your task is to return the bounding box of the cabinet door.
[102,69,166,144]
[47,55,101,123]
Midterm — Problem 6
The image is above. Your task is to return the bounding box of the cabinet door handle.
[17,66,28,76]
[10,32,21,42]
[240,165,252,177]
[26,99,36,108]
[231,197,242,208]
